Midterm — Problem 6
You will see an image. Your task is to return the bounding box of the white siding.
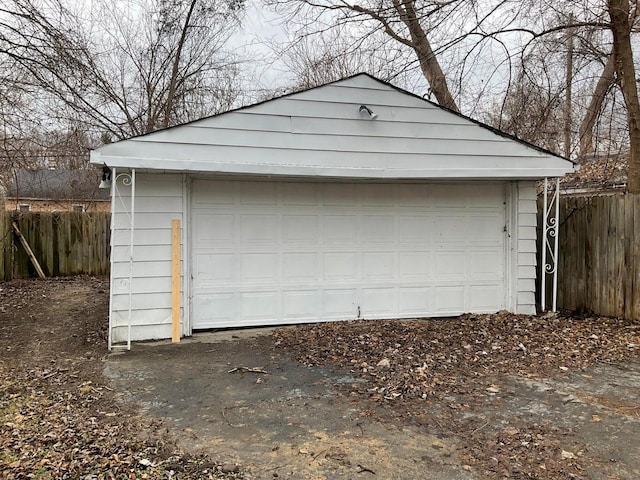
[92,75,575,179]
[515,181,538,314]
[110,173,184,343]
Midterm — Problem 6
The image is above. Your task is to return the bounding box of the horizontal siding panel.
[135,128,529,157]
[114,212,182,230]
[112,324,172,343]
[112,261,174,278]
[518,252,537,266]
[105,142,556,168]
[519,239,537,253]
[194,112,292,133]
[516,291,535,304]
[112,228,172,247]
[266,87,430,109]
[516,303,536,315]
[112,178,183,198]
[518,265,536,278]
[111,196,183,213]
[112,276,174,295]
[518,213,537,227]
[112,309,174,325]
[174,117,514,143]
[518,182,537,200]
[517,278,535,292]
[112,244,172,262]
[518,226,537,240]
[291,117,506,141]
[517,199,538,214]
[113,292,172,310]
[249,99,473,125]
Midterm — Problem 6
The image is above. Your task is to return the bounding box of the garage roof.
[90,73,576,179]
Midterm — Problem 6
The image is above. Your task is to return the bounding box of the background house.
[2,168,110,212]
[91,74,576,347]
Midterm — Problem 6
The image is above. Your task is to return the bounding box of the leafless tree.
[608,0,640,192]
[0,0,245,140]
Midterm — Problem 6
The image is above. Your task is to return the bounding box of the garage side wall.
[516,180,538,314]
[110,173,184,343]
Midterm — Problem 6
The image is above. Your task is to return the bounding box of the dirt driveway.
[2,277,640,479]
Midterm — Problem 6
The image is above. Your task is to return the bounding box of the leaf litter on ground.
[272,311,640,479]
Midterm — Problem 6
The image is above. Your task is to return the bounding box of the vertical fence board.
[0,212,110,280]
[539,192,640,320]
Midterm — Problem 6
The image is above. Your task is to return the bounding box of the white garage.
[90,73,576,349]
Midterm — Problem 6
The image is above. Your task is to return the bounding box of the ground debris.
[0,276,243,479]
[273,311,640,479]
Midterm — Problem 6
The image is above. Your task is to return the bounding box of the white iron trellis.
[540,177,559,312]
[108,168,136,351]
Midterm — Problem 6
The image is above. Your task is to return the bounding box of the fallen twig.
[228,366,267,374]
[357,464,376,474]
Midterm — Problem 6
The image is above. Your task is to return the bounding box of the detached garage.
[90,73,576,349]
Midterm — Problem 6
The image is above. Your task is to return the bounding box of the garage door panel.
[240,253,279,282]
[469,250,504,279]
[435,251,466,278]
[324,252,358,280]
[194,213,235,244]
[431,184,468,207]
[283,253,318,282]
[283,290,319,319]
[194,254,235,283]
[191,180,506,329]
[470,285,502,310]
[397,184,431,206]
[361,184,396,205]
[239,214,278,244]
[434,285,466,313]
[323,289,358,317]
[398,251,432,279]
[239,182,277,205]
[469,214,504,242]
[193,180,235,205]
[399,286,432,315]
[435,216,467,243]
[362,252,395,280]
[240,291,279,321]
[283,214,318,243]
[362,215,395,243]
[398,216,431,243]
[322,184,357,206]
[324,215,358,243]
[194,292,236,326]
[362,288,395,316]
[283,183,318,205]
[467,184,505,206]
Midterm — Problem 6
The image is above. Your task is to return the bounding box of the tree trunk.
[578,53,616,158]
[163,0,199,129]
[400,0,459,112]
[609,0,640,193]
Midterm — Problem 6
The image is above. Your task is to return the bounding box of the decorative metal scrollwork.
[540,177,559,311]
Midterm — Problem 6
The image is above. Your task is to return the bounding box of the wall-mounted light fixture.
[99,166,112,189]
[359,105,378,120]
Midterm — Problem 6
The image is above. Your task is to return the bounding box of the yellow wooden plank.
[172,219,181,343]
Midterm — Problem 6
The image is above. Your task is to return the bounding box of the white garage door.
[191,179,506,329]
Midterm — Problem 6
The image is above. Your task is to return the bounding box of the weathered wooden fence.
[547,193,640,319]
[0,212,110,280]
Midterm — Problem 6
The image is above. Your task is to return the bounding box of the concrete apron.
[104,329,477,480]
[104,329,640,480]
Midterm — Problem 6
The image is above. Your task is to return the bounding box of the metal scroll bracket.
[540,177,559,312]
